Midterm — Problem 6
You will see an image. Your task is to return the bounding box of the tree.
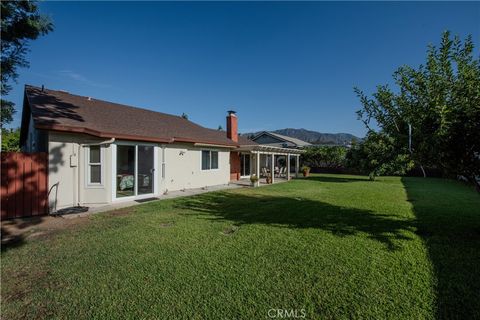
[1,127,21,151]
[181,113,188,120]
[1,0,53,127]
[345,132,414,180]
[302,146,347,169]
[355,32,480,187]
[217,125,223,131]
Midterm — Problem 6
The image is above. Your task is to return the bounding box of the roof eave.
[35,124,173,143]
[237,145,305,154]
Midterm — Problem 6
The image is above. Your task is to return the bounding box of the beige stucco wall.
[48,133,231,212]
[24,114,37,152]
[48,132,112,212]
[161,144,231,192]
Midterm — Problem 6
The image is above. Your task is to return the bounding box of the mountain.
[241,128,362,146]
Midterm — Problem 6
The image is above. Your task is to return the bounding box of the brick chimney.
[226,110,238,142]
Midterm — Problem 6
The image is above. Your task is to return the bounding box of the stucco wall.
[162,144,231,192]
[24,114,38,152]
[48,132,112,212]
[48,133,231,211]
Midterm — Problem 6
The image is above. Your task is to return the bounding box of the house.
[250,131,311,149]
[20,85,303,212]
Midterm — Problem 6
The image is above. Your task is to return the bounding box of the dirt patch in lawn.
[1,207,137,250]
[1,215,91,250]
[159,222,175,228]
[222,225,239,236]
[2,206,138,249]
[106,207,134,217]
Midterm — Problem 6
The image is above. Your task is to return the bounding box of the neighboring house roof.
[21,85,256,147]
[252,131,311,147]
[237,135,256,146]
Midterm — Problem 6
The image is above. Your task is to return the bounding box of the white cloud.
[57,70,111,88]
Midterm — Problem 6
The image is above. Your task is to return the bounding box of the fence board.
[1,152,48,219]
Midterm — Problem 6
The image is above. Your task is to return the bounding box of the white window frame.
[201,150,219,171]
[86,145,104,188]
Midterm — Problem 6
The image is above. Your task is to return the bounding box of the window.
[88,146,102,185]
[211,151,218,169]
[201,150,219,170]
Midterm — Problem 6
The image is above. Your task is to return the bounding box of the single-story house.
[250,131,311,149]
[20,85,303,212]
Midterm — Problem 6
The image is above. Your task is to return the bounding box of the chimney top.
[226,110,238,142]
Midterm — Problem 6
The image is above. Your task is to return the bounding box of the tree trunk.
[469,176,480,193]
[420,165,427,178]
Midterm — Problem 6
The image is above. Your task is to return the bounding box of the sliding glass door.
[116,145,135,198]
[240,154,250,177]
[137,146,154,195]
[116,144,155,199]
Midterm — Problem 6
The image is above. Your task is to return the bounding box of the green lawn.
[1,174,479,319]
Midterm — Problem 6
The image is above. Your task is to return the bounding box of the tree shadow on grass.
[402,177,480,319]
[176,191,416,251]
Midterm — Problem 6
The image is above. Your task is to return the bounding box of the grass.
[1,174,479,319]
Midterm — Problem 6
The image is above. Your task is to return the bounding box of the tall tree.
[1,127,20,151]
[345,131,413,180]
[355,32,480,187]
[1,0,53,127]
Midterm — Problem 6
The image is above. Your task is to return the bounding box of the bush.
[301,146,347,169]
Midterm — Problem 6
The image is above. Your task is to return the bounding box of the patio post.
[271,153,275,184]
[255,152,260,187]
[287,154,291,180]
[295,155,299,178]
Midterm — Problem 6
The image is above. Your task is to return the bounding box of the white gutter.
[194,142,236,148]
[81,137,116,147]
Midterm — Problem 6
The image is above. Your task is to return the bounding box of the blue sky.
[5,1,480,137]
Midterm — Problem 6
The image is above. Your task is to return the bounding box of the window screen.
[88,146,102,184]
[202,150,210,170]
[211,151,218,169]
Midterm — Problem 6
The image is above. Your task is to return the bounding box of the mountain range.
[241,128,362,146]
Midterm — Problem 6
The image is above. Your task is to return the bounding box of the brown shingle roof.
[24,85,256,147]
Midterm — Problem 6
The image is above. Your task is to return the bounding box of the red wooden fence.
[1,152,48,219]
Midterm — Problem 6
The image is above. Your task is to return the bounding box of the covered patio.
[232,145,304,187]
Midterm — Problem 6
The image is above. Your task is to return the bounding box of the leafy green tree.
[345,132,414,180]
[355,32,480,187]
[1,127,21,151]
[1,0,53,127]
[302,146,347,169]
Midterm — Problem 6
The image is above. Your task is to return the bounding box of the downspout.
[76,138,115,206]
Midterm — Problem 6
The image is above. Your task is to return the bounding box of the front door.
[240,154,250,177]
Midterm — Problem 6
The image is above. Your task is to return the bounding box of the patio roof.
[236,144,305,155]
